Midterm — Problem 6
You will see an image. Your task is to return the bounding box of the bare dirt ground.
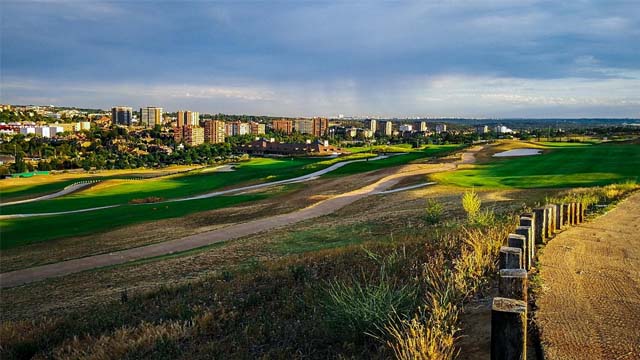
[535,192,640,360]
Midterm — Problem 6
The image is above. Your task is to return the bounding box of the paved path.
[0,154,394,219]
[0,147,481,288]
[535,192,640,360]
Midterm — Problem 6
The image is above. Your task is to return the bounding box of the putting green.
[432,142,639,188]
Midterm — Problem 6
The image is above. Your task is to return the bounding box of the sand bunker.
[493,148,542,157]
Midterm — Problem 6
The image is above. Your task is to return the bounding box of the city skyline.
[2,1,639,118]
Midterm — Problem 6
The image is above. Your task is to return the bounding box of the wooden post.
[507,234,528,270]
[498,269,528,301]
[577,202,584,223]
[554,204,563,231]
[545,205,555,238]
[519,216,535,260]
[491,297,527,360]
[532,208,546,245]
[568,203,575,226]
[500,246,523,270]
[572,203,578,225]
[561,204,570,227]
[515,225,533,268]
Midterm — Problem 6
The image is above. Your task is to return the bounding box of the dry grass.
[50,319,197,360]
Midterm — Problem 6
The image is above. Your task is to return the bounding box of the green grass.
[1,179,84,201]
[433,143,640,189]
[0,194,267,249]
[326,144,464,176]
[1,158,323,214]
[273,223,387,255]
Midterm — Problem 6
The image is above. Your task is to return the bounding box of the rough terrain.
[535,192,640,360]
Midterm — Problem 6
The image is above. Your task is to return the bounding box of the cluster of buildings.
[0,121,92,137]
[237,138,343,156]
[360,119,446,137]
[272,118,329,137]
[111,106,328,147]
[475,124,514,135]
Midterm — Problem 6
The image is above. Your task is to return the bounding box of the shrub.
[424,199,444,225]
[321,276,417,343]
[461,190,481,222]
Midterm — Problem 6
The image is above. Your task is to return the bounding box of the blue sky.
[1,0,639,117]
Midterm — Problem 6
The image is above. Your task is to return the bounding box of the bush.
[424,199,444,225]
[461,190,481,222]
[321,276,417,343]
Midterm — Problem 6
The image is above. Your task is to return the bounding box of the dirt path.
[0,146,483,288]
[535,192,640,360]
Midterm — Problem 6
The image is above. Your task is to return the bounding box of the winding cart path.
[0,146,482,288]
[535,192,640,360]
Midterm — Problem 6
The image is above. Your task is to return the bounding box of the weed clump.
[424,199,444,224]
[321,275,418,343]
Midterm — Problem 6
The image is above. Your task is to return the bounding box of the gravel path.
[535,192,640,360]
[0,147,482,288]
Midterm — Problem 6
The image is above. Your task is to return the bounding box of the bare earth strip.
[535,192,640,360]
[0,146,482,288]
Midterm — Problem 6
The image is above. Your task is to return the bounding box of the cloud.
[1,0,639,117]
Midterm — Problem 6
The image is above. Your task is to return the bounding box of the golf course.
[0,144,462,249]
[432,141,639,188]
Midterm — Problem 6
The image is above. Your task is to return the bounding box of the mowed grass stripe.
[0,194,268,250]
[432,143,640,188]
[1,158,322,214]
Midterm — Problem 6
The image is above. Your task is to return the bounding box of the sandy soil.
[535,192,640,360]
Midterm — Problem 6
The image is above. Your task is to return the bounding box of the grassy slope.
[326,144,464,176]
[0,166,196,201]
[1,158,321,214]
[1,145,464,249]
[0,194,267,249]
[432,143,640,188]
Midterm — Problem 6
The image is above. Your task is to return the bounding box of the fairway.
[432,142,640,188]
[326,144,464,176]
[0,166,197,202]
[0,157,323,214]
[0,194,269,250]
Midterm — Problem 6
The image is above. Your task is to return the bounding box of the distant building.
[378,120,393,136]
[272,119,293,134]
[112,106,133,126]
[204,120,226,144]
[250,122,266,135]
[74,121,91,131]
[174,125,204,146]
[177,110,199,127]
[414,121,427,132]
[140,107,163,128]
[312,117,329,137]
[20,127,35,135]
[224,121,251,136]
[357,128,374,138]
[399,124,413,132]
[364,119,377,133]
[476,125,489,134]
[294,119,313,134]
[237,138,343,156]
[435,124,447,134]
[494,125,514,134]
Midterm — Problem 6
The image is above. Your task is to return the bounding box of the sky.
[1,0,639,118]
